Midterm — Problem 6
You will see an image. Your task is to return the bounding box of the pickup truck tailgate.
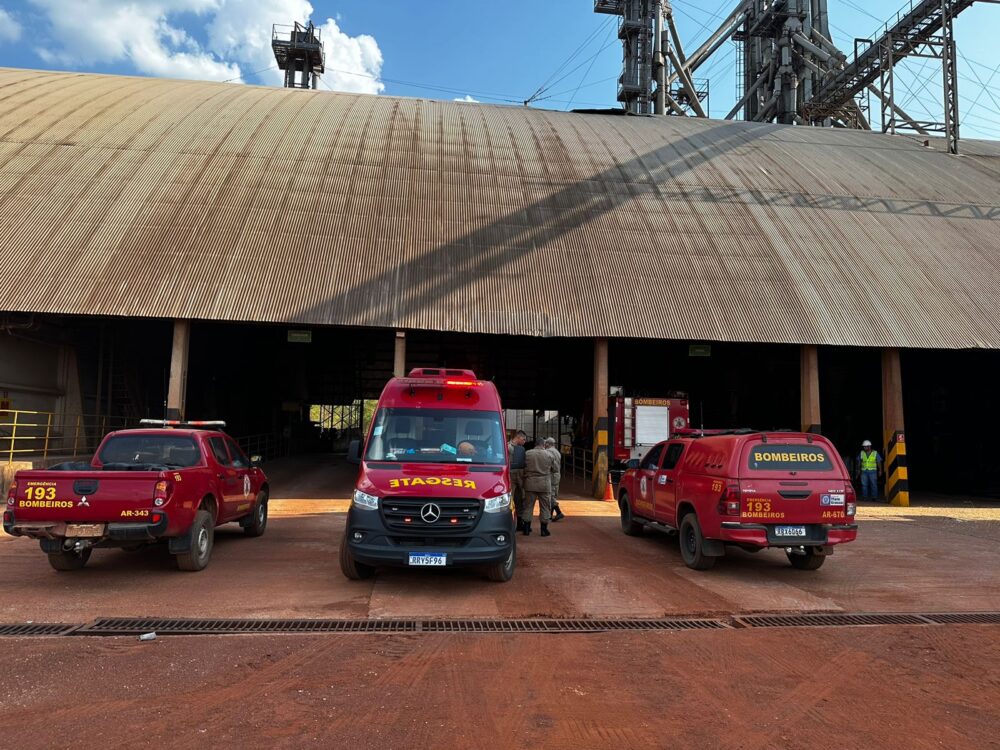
[10,471,159,523]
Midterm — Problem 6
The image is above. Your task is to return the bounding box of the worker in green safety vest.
[856,440,883,501]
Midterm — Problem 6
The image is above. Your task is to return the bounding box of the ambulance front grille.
[381,497,481,533]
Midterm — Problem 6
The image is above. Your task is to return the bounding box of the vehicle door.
[206,436,241,520]
[632,443,664,518]
[653,442,685,524]
[224,437,255,520]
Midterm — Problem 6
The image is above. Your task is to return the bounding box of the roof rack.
[138,419,227,430]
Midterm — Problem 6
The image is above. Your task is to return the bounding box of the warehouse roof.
[1,67,999,348]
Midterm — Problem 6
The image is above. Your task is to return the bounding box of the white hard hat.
[862,440,872,447]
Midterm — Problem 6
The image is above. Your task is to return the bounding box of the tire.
[339,533,375,580]
[679,513,716,571]
[787,549,826,570]
[243,490,268,538]
[485,539,516,582]
[619,492,643,537]
[47,547,91,571]
[175,509,214,572]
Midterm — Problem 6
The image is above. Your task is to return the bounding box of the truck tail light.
[717,484,742,516]
[153,480,173,506]
[845,484,857,517]
[5,479,16,505]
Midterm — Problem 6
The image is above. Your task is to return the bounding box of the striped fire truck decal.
[885,430,909,507]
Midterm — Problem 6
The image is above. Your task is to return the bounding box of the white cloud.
[454,95,479,103]
[29,1,239,81]
[0,7,22,43]
[26,0,384,92]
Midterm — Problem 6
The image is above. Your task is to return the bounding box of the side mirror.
[626,459,640,470]
[347,440,361,465]
[250,455,263,468]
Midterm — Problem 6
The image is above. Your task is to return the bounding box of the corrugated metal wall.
[1,68,998,349]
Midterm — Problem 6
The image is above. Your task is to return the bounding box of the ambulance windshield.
[365,408,506,465]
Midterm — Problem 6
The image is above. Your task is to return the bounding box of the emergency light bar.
[139,419,227,429]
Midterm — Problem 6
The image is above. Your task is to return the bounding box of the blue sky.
[0,1,997,139]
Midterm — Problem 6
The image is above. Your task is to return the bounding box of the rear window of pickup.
[98,435,202,469]
[747,443,832,472]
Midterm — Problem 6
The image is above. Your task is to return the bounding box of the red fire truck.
[613,395,691,467]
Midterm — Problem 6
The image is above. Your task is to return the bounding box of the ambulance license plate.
[408,553,446,566]
[775,526,807,537]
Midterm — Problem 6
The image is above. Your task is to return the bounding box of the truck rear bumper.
[346,508,515,568]
[3,510,169,543]
[719,522,858,548]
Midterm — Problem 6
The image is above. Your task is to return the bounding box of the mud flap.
[39,538,64,554]
[168,535,191,554]
[702,538,726,557]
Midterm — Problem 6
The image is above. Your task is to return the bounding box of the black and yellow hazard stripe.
[884,430,909,507]
[592,416,609,499]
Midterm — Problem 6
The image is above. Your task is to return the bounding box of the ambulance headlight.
[352,490,379,511]
[484,493,511,513]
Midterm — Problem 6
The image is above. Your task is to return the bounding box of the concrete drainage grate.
[733,613,933,628]
[0,623,81,637]
[420,618,730,633]
[922,612,1000,625]
[73,617,731,636]
[75,618,422,635]
[4,612,1000,637]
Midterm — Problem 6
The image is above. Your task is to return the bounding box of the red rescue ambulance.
[340,369,516,582]
[618,430,858,571]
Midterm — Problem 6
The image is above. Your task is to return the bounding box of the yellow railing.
[0,410,130,465]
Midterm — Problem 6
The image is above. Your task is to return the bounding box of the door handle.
[217,473,225,480]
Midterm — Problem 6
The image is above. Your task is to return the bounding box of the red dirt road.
[4,456,999,749]
[3,625,999,750]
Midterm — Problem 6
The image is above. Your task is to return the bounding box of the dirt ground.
[3,455,999,749]
[2,625,999,750]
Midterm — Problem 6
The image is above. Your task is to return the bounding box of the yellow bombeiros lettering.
[19,500,74,509]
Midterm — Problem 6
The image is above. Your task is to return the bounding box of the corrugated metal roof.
[1,67,999,349]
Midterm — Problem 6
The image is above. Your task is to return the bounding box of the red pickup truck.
[3,422,269,572]
[617,431,858,571]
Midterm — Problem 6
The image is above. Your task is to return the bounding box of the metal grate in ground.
[4,612,999,637]
[74,617,731,636]
[922,612,1000,625]
[0,623,81,637]
[733,613,933,628]
[419,618,729,633]
[75,618,422,635]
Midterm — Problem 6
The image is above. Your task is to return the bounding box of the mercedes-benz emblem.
[420,503,441,523]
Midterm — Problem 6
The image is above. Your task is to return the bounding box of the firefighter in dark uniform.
[521,441,558,537]
[508,430,527,530]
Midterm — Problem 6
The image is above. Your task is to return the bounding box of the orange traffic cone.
[603,473,615,502]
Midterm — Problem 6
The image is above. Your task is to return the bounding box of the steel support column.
[800,344,821,433]
[592,338,610,498]
[167,319,190,421]
[881,348,909,507]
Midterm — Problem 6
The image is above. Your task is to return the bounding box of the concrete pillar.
[592,338,609,498]
[393,331,406,378]
[166,319,190,421]
[881,347,909,506]
[800,344,821,433]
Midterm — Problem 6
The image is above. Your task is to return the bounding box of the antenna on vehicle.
[162,368,168,425]
[699,402,705,438]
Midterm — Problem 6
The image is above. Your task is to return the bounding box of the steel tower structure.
[594,0,998,153]
[271,21,326,90]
